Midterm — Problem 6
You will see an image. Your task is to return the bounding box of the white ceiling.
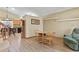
[1,7,73,17]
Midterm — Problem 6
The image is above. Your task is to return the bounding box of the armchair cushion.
[64,35,78,44]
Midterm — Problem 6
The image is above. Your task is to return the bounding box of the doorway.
[21,20,26,38]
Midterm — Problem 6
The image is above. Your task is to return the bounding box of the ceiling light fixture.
[5,7,9,20]
[25,12,38,17]
[3,7,11,21]
[11,8,16,11]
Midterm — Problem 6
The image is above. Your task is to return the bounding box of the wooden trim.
[24,36,36,39]
[23,35,63,39]
[52,36,63,39]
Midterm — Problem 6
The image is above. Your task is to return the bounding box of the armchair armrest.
[64,34,72,37]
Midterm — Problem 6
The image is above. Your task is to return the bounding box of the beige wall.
[0,9,19,20]
[24,16,43,38]
[44,8,79,37]
[44,8,79,20]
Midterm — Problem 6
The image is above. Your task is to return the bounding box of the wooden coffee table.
[37,32,53,45]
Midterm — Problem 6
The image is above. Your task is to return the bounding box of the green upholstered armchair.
[64,28,79,50]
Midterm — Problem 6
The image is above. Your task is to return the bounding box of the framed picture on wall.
[31,19,40,25]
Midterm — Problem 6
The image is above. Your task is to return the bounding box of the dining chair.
[43,32,53,45]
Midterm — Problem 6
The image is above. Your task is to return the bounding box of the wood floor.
[19,37,73,52]
[7,34,73,52]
